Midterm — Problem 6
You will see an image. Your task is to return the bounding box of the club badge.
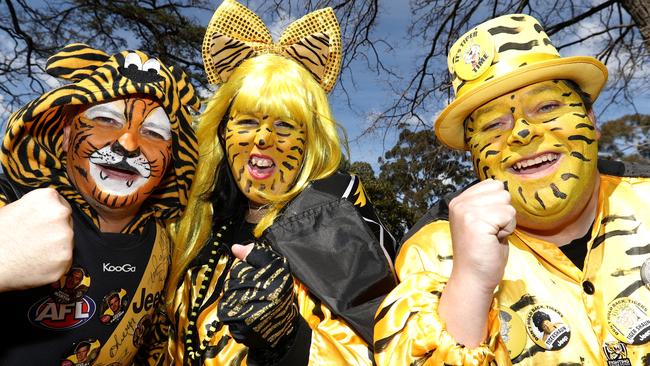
[448,28,495,81]
[99,288,129,325]
[607,297,650,345]
[640,258,650,289]
[51,265,91,304]
[498,306,527,358]
[525,305,571,350]
[602,341,632,366]
[60,338,100,366]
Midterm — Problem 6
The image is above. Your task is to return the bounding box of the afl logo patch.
[28,295,96,330]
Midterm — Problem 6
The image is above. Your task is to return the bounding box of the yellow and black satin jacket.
[374,161,650,365]
[168,172,397,365]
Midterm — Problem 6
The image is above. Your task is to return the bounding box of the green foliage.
[345,129,473,240]
[598,114,650,164]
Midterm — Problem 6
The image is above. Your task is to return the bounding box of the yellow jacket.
[375,162,650,365]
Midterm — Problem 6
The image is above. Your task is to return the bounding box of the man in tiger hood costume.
[0,43,199,365]
[374,14,650,365]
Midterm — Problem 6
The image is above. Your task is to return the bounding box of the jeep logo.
[103,263,136,272]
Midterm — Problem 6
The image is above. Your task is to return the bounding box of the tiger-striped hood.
[0,43,200,232]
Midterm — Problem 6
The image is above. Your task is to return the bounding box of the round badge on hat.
[499,306,527,358]
[448,27,495,81]
[640,258,650,290]
[525,305,571,350]
[607,297,650,345]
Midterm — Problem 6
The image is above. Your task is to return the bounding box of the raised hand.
[448,179,516,291]
[218,242,298,363]
[0,188,74,292]
[439,179,516,347]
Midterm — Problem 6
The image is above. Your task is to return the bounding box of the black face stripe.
[542,117,558,123]
[244,179,252,193]
[562,92,572,97]
[601,215,636,224]
[510,107,516,113]
[568,135,595,144]
[569,103,583,107]
[485,150,499,157]
[482,166,489,179]
[275,147,284,153]
[554,143,564,147]
[575,123,594,130]
[561,173,579,181]
[550,127,563,131]
[510,94,515,99]
[550,183,567,199]
[518,186,527,203]
[237,130,250,134]
[238,142,249,146]
[501,156,511,164]
[290,146,303,154]
[534,192,546,209]
[282,162,294,170]
[573,113,587,118]
[570,152,591,161]
[503,181,509,191]
[276,132,291,137]
[479,142,492,152]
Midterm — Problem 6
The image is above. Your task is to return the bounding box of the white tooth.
[522,160,529,168]
[541,155,548,162]
[534,157,543,165]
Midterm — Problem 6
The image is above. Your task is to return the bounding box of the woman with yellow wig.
[164,1,397,364]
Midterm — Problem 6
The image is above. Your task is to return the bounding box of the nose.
[507,117,539,146]
[113,133,141,158]
[254,126,274,149]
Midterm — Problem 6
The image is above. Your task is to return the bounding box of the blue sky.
[2,0,648,170]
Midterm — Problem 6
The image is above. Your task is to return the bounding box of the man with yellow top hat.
[374,13,650,365]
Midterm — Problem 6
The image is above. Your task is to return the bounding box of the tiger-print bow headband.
[202,0,342,93]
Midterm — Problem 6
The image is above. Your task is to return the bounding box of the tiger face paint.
[224,110,306,205]
[464,80,599,229]
[63,97,172,214]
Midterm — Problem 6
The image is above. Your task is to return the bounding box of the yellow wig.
[167,54,344,305]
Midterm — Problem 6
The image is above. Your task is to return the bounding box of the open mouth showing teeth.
[248,155,275,179]
[510,153,560,174]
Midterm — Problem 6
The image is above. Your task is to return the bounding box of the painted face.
[224,109,306,205]
[464,80,599,229]
[64,97,172,213]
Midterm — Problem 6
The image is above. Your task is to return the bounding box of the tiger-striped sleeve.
[294,281,376,365]
[373,221,506,366]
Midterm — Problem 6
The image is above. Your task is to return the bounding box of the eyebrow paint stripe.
[561,173,579,181]
[575,123,595,130]
[542,117,558,123]
[568,135,595,144]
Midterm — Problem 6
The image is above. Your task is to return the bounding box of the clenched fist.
[448,179,516,292]
[0,188,74,292]
[439,179,517,347]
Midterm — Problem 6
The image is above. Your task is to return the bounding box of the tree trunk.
[621,0,650,52]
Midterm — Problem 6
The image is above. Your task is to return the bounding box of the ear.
[46,43,109,82]
[587,109,601,140]
[62,123,71,153]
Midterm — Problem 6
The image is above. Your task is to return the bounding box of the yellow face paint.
[465,80,599,228]
[224,109,306,205]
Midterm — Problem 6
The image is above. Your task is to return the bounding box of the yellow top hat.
[435,14,608,150]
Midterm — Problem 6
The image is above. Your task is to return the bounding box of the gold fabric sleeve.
[167,256,375,365]
[374,221,509,366]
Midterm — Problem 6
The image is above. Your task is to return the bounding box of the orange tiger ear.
[46,43,110,82]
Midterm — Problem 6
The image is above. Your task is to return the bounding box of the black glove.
[218,242,298,363]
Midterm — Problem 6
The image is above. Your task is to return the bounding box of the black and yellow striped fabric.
[374,164,650,365]
[0,43,200,232]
